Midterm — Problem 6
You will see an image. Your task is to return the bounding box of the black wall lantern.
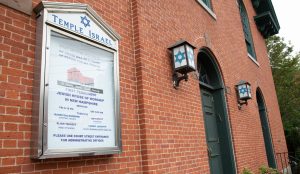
[168,39,196,89]
[235,80,252,109]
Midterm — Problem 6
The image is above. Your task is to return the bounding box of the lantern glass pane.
[186,45,195,69]
[238,84,247,99]
[247,84,251,98]
[173,45,187,68]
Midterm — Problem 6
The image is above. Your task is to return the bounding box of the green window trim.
[196,0,216,19]
[202,0,212,10]
[238,0,256,59]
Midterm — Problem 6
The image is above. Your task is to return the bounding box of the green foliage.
[259,165,280,174]
[266,36,300,154]
[241,168,254,174]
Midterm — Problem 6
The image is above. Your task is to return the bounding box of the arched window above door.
[197,49,223,89]
[199,62,211,85]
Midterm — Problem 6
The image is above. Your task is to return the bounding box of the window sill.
[248,53,260,67]
[196,0,217,20]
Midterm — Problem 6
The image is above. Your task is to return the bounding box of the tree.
[266,36,300,156]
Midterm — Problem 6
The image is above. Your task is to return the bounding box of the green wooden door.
[259,106,277,168]
[257,90,276,168]
[201,89,223,174]
[198,48,236,174]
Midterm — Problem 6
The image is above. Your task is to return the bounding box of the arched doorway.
[198,48,236,174]
[256,88,277,168]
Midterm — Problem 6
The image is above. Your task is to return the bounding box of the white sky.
[272,0,300,53]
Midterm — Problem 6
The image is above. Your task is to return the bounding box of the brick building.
[0,0,288,174]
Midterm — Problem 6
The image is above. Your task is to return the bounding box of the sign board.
[32,1,121,159]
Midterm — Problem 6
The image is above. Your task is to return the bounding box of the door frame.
[256,88,277,168]
[198,48,237,174]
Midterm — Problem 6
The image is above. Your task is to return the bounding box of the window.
[199,62,211,85]
[238,0,256,59]
[201,0,212,9]
[196,0,216,19]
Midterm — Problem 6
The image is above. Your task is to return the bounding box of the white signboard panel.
[47,32,115,149]
[32,1,121,159]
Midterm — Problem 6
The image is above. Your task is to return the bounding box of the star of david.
[81,16,90,28]
[239,88,247,94]
[175,51,185,64]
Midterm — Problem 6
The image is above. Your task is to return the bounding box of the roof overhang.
[251,0,280,38]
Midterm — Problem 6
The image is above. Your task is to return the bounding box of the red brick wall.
[0,0,288,173]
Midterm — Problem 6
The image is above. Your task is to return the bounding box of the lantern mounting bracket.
[173,72,188,89]
[237,99,248,109]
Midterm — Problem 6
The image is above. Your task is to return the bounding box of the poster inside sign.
[47,31,116,149]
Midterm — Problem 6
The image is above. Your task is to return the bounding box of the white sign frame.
[32,1,121,159]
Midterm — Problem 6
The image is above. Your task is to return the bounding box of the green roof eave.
[254,11,279,38]
[251,0,280,37]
